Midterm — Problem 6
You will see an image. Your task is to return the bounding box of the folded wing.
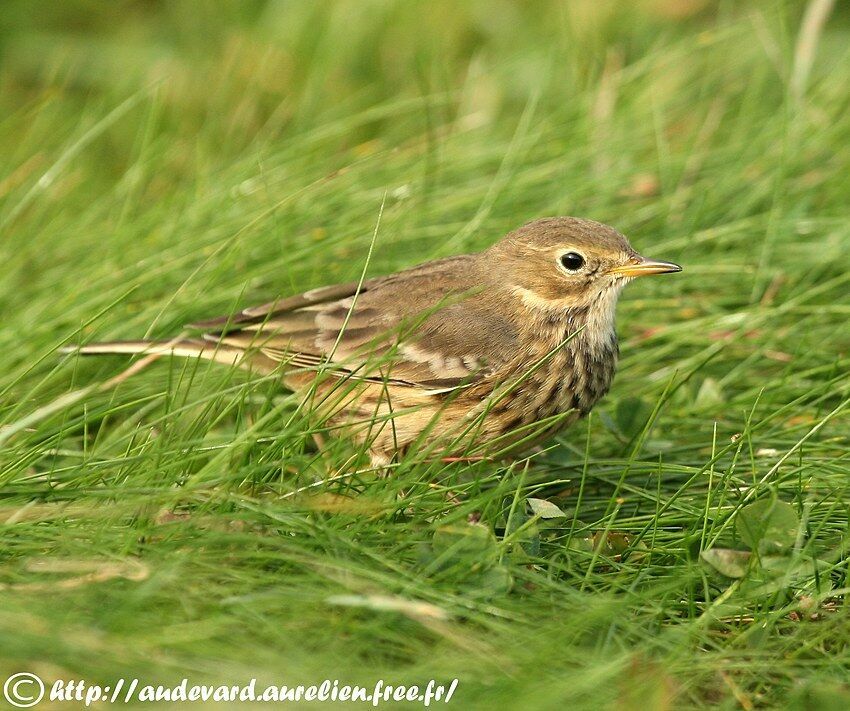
[191,255,518,391]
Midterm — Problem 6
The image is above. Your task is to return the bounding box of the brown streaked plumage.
[67,217,681,466]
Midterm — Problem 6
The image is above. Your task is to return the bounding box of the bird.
[67,217,681,468]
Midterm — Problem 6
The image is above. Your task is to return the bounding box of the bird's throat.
[564,286,621,355]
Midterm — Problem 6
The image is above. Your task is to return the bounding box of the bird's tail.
[60,338,247,368]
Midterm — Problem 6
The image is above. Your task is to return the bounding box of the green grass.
[2,1,850,708]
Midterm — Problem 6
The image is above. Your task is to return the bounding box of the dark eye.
[559,252,585,271]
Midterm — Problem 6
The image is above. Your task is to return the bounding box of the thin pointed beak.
[608,256,682,278]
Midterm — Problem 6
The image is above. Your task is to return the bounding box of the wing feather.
[188,255,517,391]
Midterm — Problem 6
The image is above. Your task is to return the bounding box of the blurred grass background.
[1,0,850,708]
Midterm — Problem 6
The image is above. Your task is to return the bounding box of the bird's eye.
[559,252,585,272]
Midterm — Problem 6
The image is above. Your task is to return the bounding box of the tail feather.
[61,339,247,368]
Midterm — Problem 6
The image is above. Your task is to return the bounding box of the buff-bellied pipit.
[68,217,681,466]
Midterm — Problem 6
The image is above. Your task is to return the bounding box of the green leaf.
[760,556,833,587]
[503,499,529,538]
[526,497,567,519]
[736,499,799,554]
[426,523,500,576]
[594,531,633,557]
[614,397,652,439]
[499,499,541,556]
[467,565,513,597]
[426,525,514,598]
[432,523,498,558]
[700,548,751,578]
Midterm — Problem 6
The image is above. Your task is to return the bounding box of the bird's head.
[490,217,681,314]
